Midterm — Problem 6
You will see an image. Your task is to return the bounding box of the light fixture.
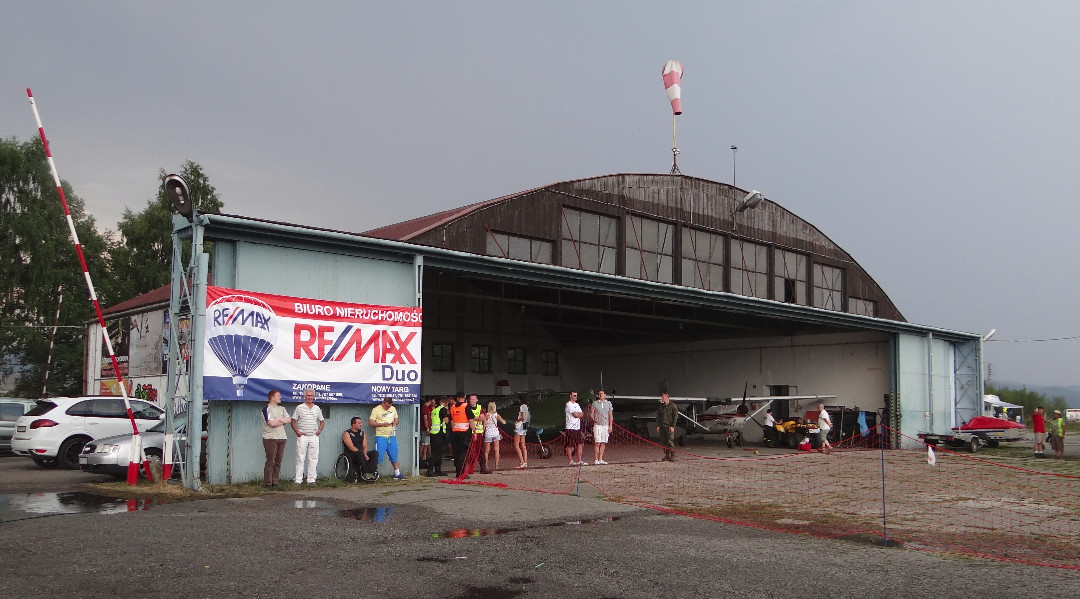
[982,329,997,342]
[736,190,765,212]
[162,174,193,221]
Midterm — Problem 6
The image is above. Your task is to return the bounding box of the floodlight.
[162,174,193,221]
[736,190,765,213]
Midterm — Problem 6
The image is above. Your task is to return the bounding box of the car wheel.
[31,456,59,468]
[58,436,91,469]
[968,436,980,453]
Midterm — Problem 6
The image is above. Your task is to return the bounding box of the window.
[681,228,725,291]
[130,400,163,420]
[541,350,559,376]
[774,249,807,304]
[730,240,769,299]
[93,399,127,418]
[470,346,491,373]
[507,347,526,374]
[847,298,877,317]
[485,232,553,264]
[560,208,617,274]
[625,215,674,283]
[813,264,844,310]
[65,400,96,417]
[431,343,453,372]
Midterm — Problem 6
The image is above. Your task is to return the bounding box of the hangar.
[93,173,983,486]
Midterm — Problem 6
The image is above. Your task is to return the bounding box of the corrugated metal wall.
[205,240,421,484]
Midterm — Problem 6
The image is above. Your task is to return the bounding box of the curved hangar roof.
[364,173,903,322]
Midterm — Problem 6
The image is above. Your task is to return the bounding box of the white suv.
[11,396,164,469]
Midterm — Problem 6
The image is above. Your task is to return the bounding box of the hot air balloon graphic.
[206,294,276,397]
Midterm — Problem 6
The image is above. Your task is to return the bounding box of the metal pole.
[731,145,737,188]
[41,285,64,398]
[27,89,146,484]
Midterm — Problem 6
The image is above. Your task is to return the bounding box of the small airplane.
[613,391,836,447]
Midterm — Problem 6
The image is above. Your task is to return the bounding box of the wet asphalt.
[1,455,1078,599]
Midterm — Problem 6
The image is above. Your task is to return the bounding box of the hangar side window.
[470,345,491,373]
[813,264,844,310]
[847,297,877,317]
[507,347,526,374]
[774,249,807,304]
[486,232,553,264]
[541,349,559,375]
[560,208,617,274]
[431,343,453,372]
[625,215,674,283]
[681,228,725,291]
[730,240,769,299]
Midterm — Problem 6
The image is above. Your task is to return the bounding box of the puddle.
[293,500,332,509]
[324,507,394,521]
[432,516,620,539]
[0,492,162,518]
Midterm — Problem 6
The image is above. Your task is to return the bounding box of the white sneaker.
[596,459,608,465]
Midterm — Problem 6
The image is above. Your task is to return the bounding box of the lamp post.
[731,145,737,188]
[163,174,208,491]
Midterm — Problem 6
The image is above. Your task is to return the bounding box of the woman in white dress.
[483,401,507,470]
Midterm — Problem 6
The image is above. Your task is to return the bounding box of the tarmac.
[2,454,1079,599]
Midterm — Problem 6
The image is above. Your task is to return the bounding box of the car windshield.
[24,401,57,417]
[148,420,167,433]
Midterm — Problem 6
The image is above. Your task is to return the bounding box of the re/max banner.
[202,286,422,404]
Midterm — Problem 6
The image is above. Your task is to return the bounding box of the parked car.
[1,398,39,454]
[80,416,207,479]
[10,396,164,469]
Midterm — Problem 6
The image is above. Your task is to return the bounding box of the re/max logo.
[212,307,271,331]
[293,324,417,364]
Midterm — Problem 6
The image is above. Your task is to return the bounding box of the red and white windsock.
[662,60,684,115]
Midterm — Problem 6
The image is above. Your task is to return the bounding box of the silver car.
[1,399,38,454]
[80,419,205,479]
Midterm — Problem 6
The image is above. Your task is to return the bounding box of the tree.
[106,160,223,304]
[985,383,1069,419]
[1,137,109,397]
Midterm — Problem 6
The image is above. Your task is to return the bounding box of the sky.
[3,2,1079,387]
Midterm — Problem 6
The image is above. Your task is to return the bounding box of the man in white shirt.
[762,408,777,447]
[589,390,613,465]
[290,389,325,485]
[564,391,586,465]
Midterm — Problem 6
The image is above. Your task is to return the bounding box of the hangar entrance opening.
[419,269,894,430]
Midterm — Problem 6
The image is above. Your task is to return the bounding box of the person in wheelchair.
[342,417,379,482]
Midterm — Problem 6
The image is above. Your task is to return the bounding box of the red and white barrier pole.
[27,89,148,485]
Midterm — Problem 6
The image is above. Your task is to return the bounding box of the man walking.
[1032,406,1046,458]
[261,389,292,488]
[449,392,471,476]
[656,391,679,462]
[369,397,406,480]
[564,391,586,465]
[291,388,324,485]
[590,389,613,464]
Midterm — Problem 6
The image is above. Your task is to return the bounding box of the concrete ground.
[1,455,1078,599]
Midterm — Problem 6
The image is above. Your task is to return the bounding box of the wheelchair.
[334,449,380,483]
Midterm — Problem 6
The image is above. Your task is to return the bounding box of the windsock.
[662,60,683,115]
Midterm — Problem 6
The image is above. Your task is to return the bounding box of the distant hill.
[992,381,1080,409]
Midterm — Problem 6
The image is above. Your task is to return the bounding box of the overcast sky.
[3,2,1078,386]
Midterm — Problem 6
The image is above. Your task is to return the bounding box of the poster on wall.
[128,310,165,377]
[99,318,129,381]
[202,286,422,403]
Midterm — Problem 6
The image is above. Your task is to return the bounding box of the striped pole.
[41,285,64,398]
[27,89,148,485]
